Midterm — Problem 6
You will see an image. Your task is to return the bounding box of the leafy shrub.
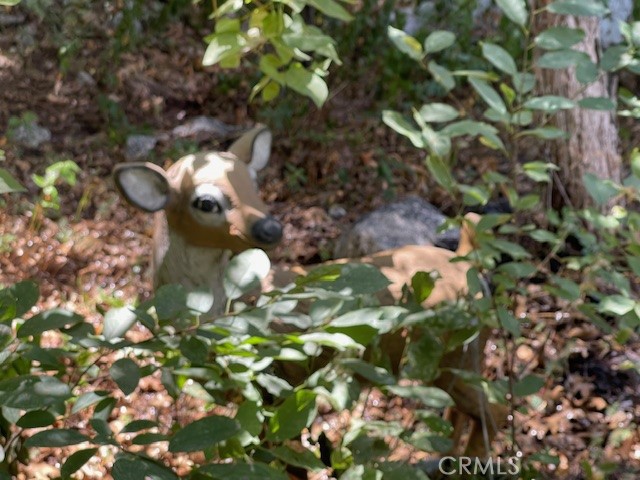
[0,248,494,478]
[382,1,640,475]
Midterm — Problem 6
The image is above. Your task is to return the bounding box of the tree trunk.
[533,2,622,210]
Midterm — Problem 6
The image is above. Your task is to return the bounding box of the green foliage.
[205,0,353,106]
[0,246,491,476]
[382,2,640,476]
[0,168,25,194]
[31,159,80,215]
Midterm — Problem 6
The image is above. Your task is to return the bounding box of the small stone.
[172,116,242,141]
[328,204,347,220]
[77,71,97,87]
[10,122,52,149]
[125,134,157,161]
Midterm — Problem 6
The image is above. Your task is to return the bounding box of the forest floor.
[1,3,639,479]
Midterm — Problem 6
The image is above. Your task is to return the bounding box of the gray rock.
[0,13,27,27]
[77,71,97,87]
[334,196,460,258]
[10,122,51,149]
[328,204,347,220]
[172,116,242,141]
[125,134,157,161]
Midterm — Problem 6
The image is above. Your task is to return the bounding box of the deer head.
[114,125,283,253]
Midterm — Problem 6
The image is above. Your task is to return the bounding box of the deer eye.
[192,195,222,213]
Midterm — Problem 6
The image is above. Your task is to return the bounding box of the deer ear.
[229,125,272,173]
[113,162,170,212]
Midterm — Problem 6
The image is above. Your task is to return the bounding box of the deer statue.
[113,125,506,457]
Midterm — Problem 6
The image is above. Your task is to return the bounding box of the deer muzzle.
[251,216,283,246]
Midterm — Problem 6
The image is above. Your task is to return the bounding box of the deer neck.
[153,214,232,315]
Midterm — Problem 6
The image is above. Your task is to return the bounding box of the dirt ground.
[1,3,639,479]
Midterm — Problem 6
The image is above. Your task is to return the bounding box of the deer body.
[114,126,505,456]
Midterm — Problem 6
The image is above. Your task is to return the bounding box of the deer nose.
[251,216,283,245]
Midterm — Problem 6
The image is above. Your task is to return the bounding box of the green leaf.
[583,172,620,205]
[112,455,179,480]
[598,295,637,316]
[0,375,71,409]
[382,110,424,148]
[498,306,520,337]
[522,161,560,182]
[61,448,98,478]
[511,72,536,94]
[213,0,243,18]
[284,63,328,108]
[18,309,84,337]
[307,0,353,21]
[422,125,451,157]
[169,415,241,452]
[425,155,455,192]
[270,445,325,471]
[0,168,25,193]
[549,276,581,302]
[386,385,454,408]
[631,148,640,179]
[423,30,456,54]
[103,307,137,340]
[418,103,459,123]
[262,81,281,102]
[256,373,293,396]
[411,271,435,304]
[495,0,528,26]
[387,26,423,61]
[198,463,288,480]
[16,410,56,428]
[482,43,517,75]
[600,45,628,71]
[576,58,599,83]
[440,120,498,138]
[408,432,454,453]
[120,420,159,434]
[296,332,361,351]
[428,61,455,91]
[2,281,39,319]
[518,128,567,140]
[547,0,609,17]
[282,23,339,61]
[537,49,589,69]
[459,184,490,205]
[514,374,545,396]
[223,248,271,301]
[496,262,537,278]
[578,97,616,110]
[469,78,506,114]
[132,432,169,445]
[405,335,443,382]
[314,263,390,295]
[534,27,585,50]
[523,95,576,112]
[24,429,90,448]
[72,391,110,414]
[492,239,531,259]
[154,284,188,321]
[110,358,141,396]
[267,390,316,441]
[339,359,395,385]
[202,32,246,66]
